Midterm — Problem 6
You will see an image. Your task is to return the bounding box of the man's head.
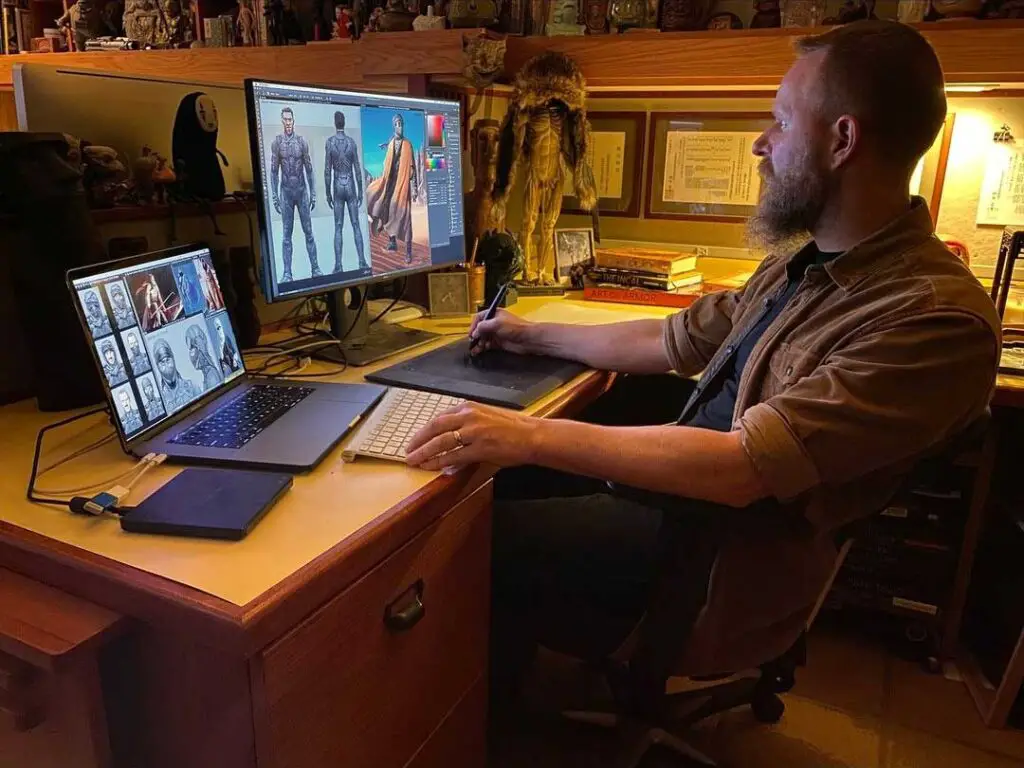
[101,340,116,366]
[185,324,208,369]
[393,113,404,139]
[335,110,346,131]
[117,389,132,412]
[281,107,295,135]
[84,291,101,315]
[154,339,175,381]
[127,332,141,354]
[110,284,126,308]
[142,377,155,398]
[750,20,946,248]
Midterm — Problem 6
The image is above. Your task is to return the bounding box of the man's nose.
[752,132,770,157]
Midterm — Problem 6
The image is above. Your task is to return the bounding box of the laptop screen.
[70,247,245,441]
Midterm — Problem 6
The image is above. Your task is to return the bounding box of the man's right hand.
[326,194,334,210]
[468,309,534,356]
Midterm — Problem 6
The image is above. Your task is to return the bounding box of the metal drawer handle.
[383,579,425,633]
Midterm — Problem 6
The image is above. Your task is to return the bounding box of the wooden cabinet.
[254,483,491,768]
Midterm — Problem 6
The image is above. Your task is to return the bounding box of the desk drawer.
[257,482,492,768]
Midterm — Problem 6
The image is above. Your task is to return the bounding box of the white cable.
[35,452,160,496]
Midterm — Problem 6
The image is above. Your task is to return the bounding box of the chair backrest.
[674,408,992,677]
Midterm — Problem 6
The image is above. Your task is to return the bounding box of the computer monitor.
[244,79,465,365]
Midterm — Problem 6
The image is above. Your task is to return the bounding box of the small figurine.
[332,3,354,37]
[153,152,175,204]
[82,144,129,208]
[133,145,159,203]
[378,0,417,30]
[545,0,585,34]
[413,4,447,28]
[237,0,257,44]
[569,263,586,290]
[365,5,383,30]
[707,10,742,26]
[584,0,609,32]
[750,0,780,26]
[659,0,710,30]
[57,0,101,51]
[467,118,500,249]
[265,0,285,43]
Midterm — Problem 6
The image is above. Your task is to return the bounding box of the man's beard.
[747,155,831,251]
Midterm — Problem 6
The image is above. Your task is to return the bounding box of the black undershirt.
[684,244,841,433]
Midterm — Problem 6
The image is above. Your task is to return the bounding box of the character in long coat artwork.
[366,113,419,264]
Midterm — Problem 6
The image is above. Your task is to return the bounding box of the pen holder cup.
[468,264,486,312]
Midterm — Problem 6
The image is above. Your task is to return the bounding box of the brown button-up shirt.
[665,199,1000,533]
[660,200,1000,673]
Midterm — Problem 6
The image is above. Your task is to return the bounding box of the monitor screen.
[246,80,466,303]
[70,247,245,442]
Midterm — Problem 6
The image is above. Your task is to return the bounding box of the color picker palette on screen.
[426,114,446,148]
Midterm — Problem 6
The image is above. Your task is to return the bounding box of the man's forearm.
[526,319,672,374]
[528,419,767,508]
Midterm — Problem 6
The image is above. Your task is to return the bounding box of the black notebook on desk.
[365,339,588,410]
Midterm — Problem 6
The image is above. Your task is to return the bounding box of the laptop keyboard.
[343,388,465,462]
[170,384,314,450]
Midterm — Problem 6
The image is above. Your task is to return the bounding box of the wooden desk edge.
[0,368,614,657]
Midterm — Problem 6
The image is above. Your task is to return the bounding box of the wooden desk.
[0,296,638,768]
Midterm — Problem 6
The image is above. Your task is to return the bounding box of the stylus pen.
[468,281,510,355]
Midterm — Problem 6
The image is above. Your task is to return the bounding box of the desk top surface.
[3,292,1021,613]
[0,296,668,610]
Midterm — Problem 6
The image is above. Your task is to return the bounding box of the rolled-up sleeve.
[663,289,746,376]
[738,310,999,502]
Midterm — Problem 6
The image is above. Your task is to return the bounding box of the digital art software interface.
[73,249,244,439]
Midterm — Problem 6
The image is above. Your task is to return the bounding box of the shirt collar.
[783,197,935,291]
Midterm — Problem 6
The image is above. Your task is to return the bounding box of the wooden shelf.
[89,198,245,224]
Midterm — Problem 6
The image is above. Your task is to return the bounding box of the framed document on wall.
[563,112,646,219]
[645,112,773,222]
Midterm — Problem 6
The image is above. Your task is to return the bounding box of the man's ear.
[831,114,859,170]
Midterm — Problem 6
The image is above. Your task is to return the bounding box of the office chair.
[563,411,992,768]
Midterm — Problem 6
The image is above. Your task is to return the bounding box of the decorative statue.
[447,0,498,26]
[477,231,524,307]
[491,52,598,285]
[584,0,609,32]
[462,30,506,115]
[237,0,257,43]
[82,144,129,208]
[332,3,354,37]
[378,0,417,30]
[57,0,102,50]
[265,0,285,43]
[413,4,447,28]
[466,118,501,250]
[659,0,710,29]
[608,0,645,29]
[101,0,125,35]
[122,0,160,44]
[750,0,780,26]
[153,153,175,204]
[545,0,585,33]
[134,144,159,203]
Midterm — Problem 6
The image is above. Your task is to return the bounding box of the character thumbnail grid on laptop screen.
[248,81,465,301]
[71,249,245,440]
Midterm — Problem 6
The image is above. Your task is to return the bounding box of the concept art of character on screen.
[363,107,430,272]
[208,311,242,377]
[105,280,138,330]
[95,337,128,387]
[122,328,151,376]
[111,383,144,434]
[136,372,167,422]
[128,268,182,332]
[259,101,373,285]
[78,287,112,339]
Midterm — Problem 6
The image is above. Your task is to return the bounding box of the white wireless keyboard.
[342,388,465,463]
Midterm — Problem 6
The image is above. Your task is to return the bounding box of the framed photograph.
[428,271,471,316]
[553,227,596,284]
[563,112,646,219]
[645,112,773,223]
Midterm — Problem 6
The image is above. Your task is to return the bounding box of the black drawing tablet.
[366,339,588,410]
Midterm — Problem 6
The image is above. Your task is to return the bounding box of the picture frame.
[428,271,472,316]
[645,112,773,223]
[563,112,646,219]
[553,227,596,285]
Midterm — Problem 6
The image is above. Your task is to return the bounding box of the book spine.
[596,254,695,274]
[589,269,676,291]
[583,285,700,309]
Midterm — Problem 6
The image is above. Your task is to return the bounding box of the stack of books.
[584,248,703,308]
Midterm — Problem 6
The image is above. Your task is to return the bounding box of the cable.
[27,407,108,508]
[370,277,408,326]
[38,430,116,475]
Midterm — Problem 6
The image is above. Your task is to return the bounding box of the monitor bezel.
[244,78,465,305]
[66,243,248,453]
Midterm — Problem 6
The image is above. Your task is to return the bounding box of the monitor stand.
[313,287,439,367]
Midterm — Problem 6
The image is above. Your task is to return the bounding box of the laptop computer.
[68,244,386,472]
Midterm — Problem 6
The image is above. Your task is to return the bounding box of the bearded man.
[405,21,1001,709]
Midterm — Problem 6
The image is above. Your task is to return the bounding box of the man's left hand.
[405,402,540,471]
